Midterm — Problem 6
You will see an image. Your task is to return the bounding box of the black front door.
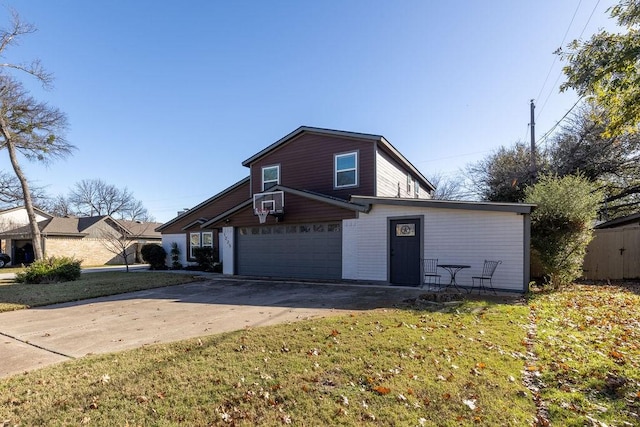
[389,218,421,285]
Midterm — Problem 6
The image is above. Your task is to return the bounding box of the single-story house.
[0,215,162,266]
[0,206,53,257]
[157,126,535,292]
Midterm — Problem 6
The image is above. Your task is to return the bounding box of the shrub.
[192,247,218,272]
[140,244,167,270]
[15,256,82,284]
[170,242,182,270]
[525,174,603,289]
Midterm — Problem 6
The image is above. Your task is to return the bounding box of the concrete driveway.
[0,277,425,378]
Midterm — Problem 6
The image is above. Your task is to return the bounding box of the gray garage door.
[237,223,342,280]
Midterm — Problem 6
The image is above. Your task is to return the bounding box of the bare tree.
[427,172,469,200]
[465,142,548,202]
[68,179,152,221]
[98,217,152,272]
[0,170,26,205]
[0,11,72,259]
[36,194,73,217]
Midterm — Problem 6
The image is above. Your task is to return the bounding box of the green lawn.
[0,271,205,312]
[0,279,638,426]
[532,283,640,426]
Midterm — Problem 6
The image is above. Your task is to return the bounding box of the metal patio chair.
[471,260,502,294]
[422,258,441,290]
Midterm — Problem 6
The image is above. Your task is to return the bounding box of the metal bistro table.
[437,264,471,293]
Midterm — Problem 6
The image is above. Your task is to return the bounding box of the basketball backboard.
[253,191,284,215]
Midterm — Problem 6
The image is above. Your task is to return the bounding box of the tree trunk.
[5,138,44,260]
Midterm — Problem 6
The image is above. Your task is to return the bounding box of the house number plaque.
[396,223,415,237]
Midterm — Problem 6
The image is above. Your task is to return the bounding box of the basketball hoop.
[255,208,270,224]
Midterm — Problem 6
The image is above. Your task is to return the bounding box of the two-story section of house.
[158,126,434,279]
[158,126,534,292]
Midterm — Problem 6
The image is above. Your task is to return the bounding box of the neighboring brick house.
[158,126,535,292]
[0,216,162,266]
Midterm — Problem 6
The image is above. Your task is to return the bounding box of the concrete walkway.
[0,277,426,378]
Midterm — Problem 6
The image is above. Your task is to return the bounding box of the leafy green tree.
[465,142,547,202]
[559,0,640,137]
[548,105,640,219]
[525,174,603,288]
[0,11,73,259]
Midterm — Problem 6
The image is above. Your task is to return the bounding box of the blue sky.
[1,1,618,222]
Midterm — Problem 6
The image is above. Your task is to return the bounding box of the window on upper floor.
[262,165,280,191]
[414,179,420,198]
[335,152,358,188]
[406,173,412,194]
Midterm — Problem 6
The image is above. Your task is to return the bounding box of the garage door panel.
[237,223,342,280]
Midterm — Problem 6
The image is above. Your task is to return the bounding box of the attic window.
[262,165,280,191]
[335,152,358,188]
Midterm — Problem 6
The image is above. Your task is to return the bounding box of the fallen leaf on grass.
[372,386,390,395]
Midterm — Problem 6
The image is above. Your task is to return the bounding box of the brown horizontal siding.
[160,181,250,234]
[209,193,357,228]
[249,132,375,199]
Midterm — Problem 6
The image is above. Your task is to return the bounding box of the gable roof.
[595,212,640,229]
[0,205,54,219]
[0,216,162,238]
[241,126,435,192]
[155,176,250,232]
[198,184,370,229]
[114,219,164,238]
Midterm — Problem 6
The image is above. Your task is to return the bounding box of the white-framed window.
[335,151,358,188]
[202,231,213,249]
[189,232,201,258]
[406,173,412,194]
[414,178,419,198]
[262,165,280,191]
[190,231,214,258]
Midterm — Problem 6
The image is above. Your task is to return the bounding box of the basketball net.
[255,208,270,224]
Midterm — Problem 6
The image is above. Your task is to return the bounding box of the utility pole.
[530,99,536,182]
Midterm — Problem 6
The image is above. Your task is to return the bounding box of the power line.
[534,1,601,147]
[536,96,584,145]
[578,0,602,40]
[536,0,602,121]
[535,0,584,108]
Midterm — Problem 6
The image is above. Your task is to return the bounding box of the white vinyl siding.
[423,208,524,292]
[342,212,390,282]
[161,233,188,267]
[342,204,526,291]
[376,149,430,199]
